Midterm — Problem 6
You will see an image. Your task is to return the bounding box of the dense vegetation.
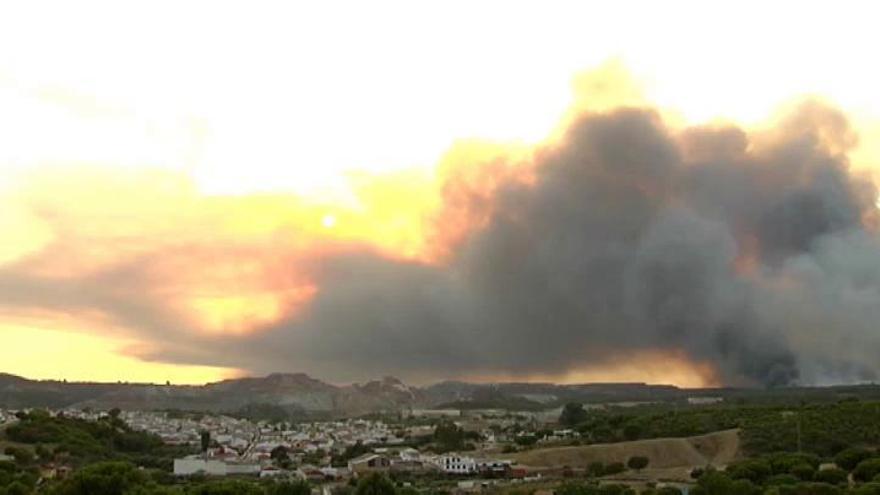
[4,410,193,469]
[431,421,479,453]
[560,399,880,457]
[0,459,316,495]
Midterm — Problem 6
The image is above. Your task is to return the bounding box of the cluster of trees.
[0,460,314,495]
[685,449,880,495]
[557,400,880,458]
[0,460,39,495]
[690,468,880,495]
[584,461,627,477]
[556,480,679,495]
[431,421,478,453]
[4,410,191,468]
[1,455,445,495]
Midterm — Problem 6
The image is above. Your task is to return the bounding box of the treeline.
[0,463,441,495]
[0,460,314,495]
[559,400,880,457]
[555,481,677,495]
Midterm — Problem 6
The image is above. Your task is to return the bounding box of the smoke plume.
[170,100,879,387]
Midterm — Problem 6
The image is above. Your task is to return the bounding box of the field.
[512,429,741,470]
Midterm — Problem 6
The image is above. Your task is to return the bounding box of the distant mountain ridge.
[3,372,878,418]
[0,371,684,417]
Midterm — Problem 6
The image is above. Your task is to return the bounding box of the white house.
[437,454,476,474]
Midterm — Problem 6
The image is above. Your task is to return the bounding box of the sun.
[321,214,337,229]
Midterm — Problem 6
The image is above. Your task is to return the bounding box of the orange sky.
[1,1,879,386]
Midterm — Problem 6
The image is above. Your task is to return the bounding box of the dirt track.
[512,429,740,470]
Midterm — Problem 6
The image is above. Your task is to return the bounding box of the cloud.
[2,87,880,387]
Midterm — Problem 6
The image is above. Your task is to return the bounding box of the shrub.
[626,456,649,471]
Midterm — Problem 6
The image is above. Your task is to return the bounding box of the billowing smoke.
[187,101,880,387]
[9,97,877,387]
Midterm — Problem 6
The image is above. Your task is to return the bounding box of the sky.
[1,1,880,386]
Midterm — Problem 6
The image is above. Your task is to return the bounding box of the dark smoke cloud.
[6,100,878,387]
[167,101,879,387]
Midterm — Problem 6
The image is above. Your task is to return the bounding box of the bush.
[603,462,625,476]
[627,456,649,471]
[587,461,605,477]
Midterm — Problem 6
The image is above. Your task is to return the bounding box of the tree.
[834,447,874,471]
[433,421,466,452]
[622,424,642,441]
[3,447,33,466]
[200,430,211,460]
[56,461,147,495]
[355,473,397,495]
[271,445,290,463]
[789,462,815,481]
[603,462,626,475]
[854,458,880,482]
[627,456,649,471]
[814,468,848,485]
[34,444,52,462]
[268,480,312,495]
[691,471,761,495]
[560,403,588,427]
[586,461,605,478]
[186,480,265,495]
[4,481,31,495]
[726,459,772,485]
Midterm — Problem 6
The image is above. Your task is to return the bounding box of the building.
[398,448,421,462]
[174,459,228,476]
[173,458,260,476]
[406,409,461,418]
[437,454,476,474]
[348,453,391,476]
[477,460,512,476]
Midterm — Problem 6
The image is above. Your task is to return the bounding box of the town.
[1,405,583,490]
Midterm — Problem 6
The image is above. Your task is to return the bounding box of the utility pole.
[796,399,804,453]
